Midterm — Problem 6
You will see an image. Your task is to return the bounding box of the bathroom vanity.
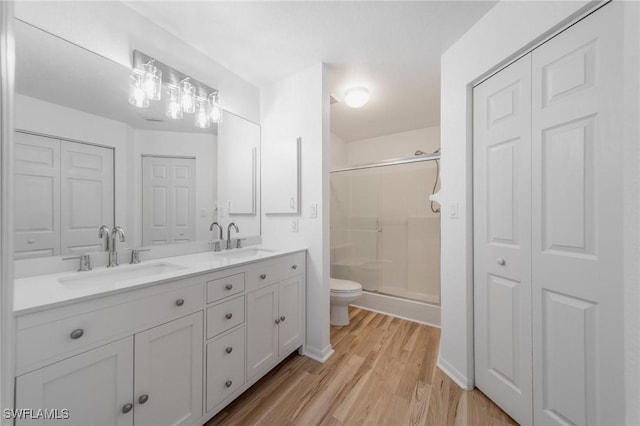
[13,248,306,425]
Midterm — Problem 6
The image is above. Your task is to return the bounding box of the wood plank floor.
[207,307,518,426]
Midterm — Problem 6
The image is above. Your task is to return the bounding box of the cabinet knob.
[292,265,297,270]
[260,274,267,280]
[175,299,184,306]
[225,346,233,354]
[225,313,233,320]
[121,403,133,414]
[138,394,149,405]
[280,316,286,322]
[225,380,233,388]
[275,318,281,324]
[70,329,84,340]
[225,284,233,290]
[496,258,506,266]
[27,239,35,245]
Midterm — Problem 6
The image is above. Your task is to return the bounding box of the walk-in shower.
[330,151,441,312]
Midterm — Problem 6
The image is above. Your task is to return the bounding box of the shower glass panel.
[330,160,440,304]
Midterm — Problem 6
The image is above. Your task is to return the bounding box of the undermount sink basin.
[58,262,187,287]
[217,248,277,260]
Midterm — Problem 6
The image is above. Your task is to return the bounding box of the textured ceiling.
[125,1,496,141]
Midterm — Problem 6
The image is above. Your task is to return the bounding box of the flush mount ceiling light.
[129,50,223,130]
[344,87,369,108]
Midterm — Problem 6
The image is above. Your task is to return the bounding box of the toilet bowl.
[330,278,363,326]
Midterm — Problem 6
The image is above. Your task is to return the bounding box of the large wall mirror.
[13,19,261,261]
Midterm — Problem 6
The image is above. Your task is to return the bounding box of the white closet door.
[473,55,532,425]
[531,5,624,425]
[14,132,61,259]
[61,141,114,255]
[142,156,195,246]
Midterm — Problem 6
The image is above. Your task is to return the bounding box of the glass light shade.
[128,72,149,108]
[344,87,369,108]
[142,63,162,101]
[194,98,211,129]
[179,79,195,113]
[165,86,183,119]
[208,92,223,123]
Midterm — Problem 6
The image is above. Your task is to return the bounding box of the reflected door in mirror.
[142,156,196,246]
[14,132,114,259]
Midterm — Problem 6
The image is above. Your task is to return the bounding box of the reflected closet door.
[531,4,624,425]
[473,55,532,425]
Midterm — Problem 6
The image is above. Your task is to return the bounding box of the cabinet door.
[246,285,278,380]
[262,137,300,214]
[278,276,303,357]
[134,312,203,426]
[15,337,134,426]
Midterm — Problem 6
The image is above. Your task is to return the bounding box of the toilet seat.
[330,278,362,293]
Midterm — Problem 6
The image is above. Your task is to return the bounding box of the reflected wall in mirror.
[13,19,261,261]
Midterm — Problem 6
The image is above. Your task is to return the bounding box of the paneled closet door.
[473,55,532,425]
[531,4,624,425]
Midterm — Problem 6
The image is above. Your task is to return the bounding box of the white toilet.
[330,278,363,326]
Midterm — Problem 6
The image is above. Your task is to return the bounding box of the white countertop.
[14,246,306,315]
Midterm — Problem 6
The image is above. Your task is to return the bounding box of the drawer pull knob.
[225,380,233,388]
[225,346,233,354]
[225,284,233,290]
[70,329,84,339]
[260,274,267,280]
[496,257,506,266]
[292,265,297,270]
[138,395,149,405]
[280,316,286,322]
[122,403,133,414]
[275,318,281,324]
[225,313,233,320]
[175,299,185,306]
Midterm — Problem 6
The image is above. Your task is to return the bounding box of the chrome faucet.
[226,222,239,250]
[98,225,111,252]
[209,222,223,252]
[108,226,126,267]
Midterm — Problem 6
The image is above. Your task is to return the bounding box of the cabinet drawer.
[16,283,204,373]
[206,296,244,339]
[207,273,244,304]
[246,252,305,292]
[206,327,245,411]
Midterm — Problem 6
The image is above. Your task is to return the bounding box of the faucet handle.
[236,238,247,249]
[63,254,92,272]
[129,248,151,264]
[208,240,223,252]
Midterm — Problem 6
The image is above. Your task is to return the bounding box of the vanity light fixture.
[179,78,196,114]
[208,91,223,123]
[141,60,162,101]
[166,85,183,120]
[128,72,149,108]
[344,86,370,108]
[194,97,211,129]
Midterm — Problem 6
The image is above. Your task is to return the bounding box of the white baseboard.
[351,291,441,327]
[437,354,474,391]
[304,344,335,363]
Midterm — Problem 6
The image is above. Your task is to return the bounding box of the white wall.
[14,1,260,123]
[261,63,332,361]
[330,132,347,169]
[439,1,639,423]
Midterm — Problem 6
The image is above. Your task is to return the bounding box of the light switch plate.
[310,203,318,219]
[449,203,459,219]
[291,219,299,233]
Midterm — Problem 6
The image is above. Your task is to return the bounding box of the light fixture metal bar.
[330,153,440,173]
[132,49,217,99]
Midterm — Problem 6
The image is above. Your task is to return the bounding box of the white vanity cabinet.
[13,249,306,426]
[246,255,305,380]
